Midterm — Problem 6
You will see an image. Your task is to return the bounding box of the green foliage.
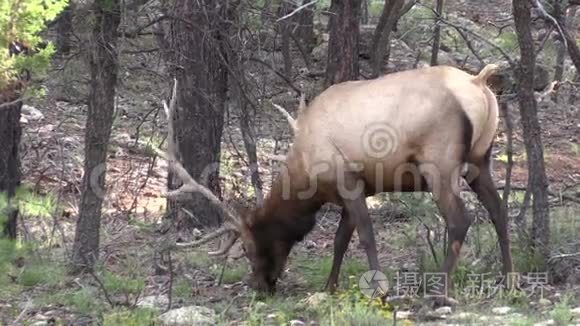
[103,308,158,326]
[296,256,369,290]
[17,259,66,287]
[550,295,574,326]
[318,286,395,326]
[103,270,146,298]
[0,0,68,89]
[44,287,103,316]
[368,0,384,18]
[494,31,519,52]
[172,277,192,298]
[15,187,60,218]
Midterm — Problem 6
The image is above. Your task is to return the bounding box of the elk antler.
[158,79,241,256]
[271,102,298,133]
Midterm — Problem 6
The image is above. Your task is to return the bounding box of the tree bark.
[513,0,550,261]
[0,100,22,239]
[279,1,293,79]
[370,0,404,78]
[430,0,445,66]
[56,3,74,55]
[295,0,316,53]
[326,0,361,86]
[167,0,228,229]
[361,0,369,24]
[71,0,120,272]
[552,5,580,78]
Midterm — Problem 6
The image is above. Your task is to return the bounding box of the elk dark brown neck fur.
[251,171,322,245]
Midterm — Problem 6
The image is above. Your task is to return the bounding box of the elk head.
[158,80,291,294]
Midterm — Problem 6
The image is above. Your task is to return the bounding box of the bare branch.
[0,98,23,110]
[277,0,318,22]
[534,80,558,102]
[530,0,567,50]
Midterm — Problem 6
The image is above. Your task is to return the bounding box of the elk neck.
[251,168,323,243]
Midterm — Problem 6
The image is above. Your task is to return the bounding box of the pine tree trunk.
[513,0,550,261]
[430,0,445,66]
[0,100,22,239]
[370,0,404,77]
[71,0,120,272]
[326,0,361,86]
[167,0,228,229]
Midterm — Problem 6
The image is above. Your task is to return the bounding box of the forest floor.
[1,0,580,325]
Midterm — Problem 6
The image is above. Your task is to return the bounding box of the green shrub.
[0,0,68,89]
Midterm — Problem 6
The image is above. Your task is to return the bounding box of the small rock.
[572,307,580,316]
[492,306,512,315]
[534,320,555,326]
[22,105,44,120]
[304,292,329,309]
[30,322,48,326]
[254,301,267,310]
[158,306,216,326]
[137,295,169,309]
[20,116,28,124]
[455,312,476,319]
[289,320,305,326]
[395,310,414,319]
[304,240,316,249]
[538,298,552,306]
[434,306,452,315]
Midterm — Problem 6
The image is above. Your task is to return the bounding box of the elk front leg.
[325,208,356,293]
[343,195,381,273]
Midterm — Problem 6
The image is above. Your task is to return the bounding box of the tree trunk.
[430,0,445,66]
[326,0,361,86]
[0,100,22,239]
[279,1,293,78]
[553,6,580,77]
[56,3,74,55]
[370,0,404,78]
[71,0,120,272]
[361,0,369,24]
[167,0,228,229]
[513,0,550,261]
[238,97,264,207]
[295,0,316,53]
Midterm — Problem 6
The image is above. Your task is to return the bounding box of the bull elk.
[159,64,513,300]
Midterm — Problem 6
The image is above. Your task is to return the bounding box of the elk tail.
[473,64,499,85]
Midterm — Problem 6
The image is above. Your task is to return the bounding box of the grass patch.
[103,270,146,304]
[296,256,369,290]
[103,308,158,326]
[218,264,246,284]
[43,287,104,316]
[551,295,574,326]
[173,277,192,298]
[17,259,66,287]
